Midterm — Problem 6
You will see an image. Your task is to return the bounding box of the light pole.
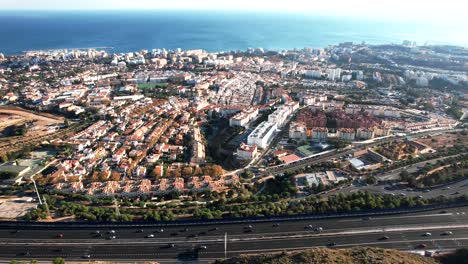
[31,179,42,205]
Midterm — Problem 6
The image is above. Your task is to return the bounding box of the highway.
[1,206,468,263]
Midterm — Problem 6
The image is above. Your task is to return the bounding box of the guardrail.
[1,200,468,229]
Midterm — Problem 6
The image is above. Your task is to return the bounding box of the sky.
[1,0,467,24]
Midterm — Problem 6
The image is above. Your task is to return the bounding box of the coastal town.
[0,42,466,221]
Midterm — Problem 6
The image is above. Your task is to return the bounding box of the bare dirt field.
[417,132,468,150]
[0,107,66,154]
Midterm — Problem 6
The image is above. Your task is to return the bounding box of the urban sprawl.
[0,41,466,221]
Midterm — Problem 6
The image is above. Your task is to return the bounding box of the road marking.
[2,224,468,246]
[338,213,453,222]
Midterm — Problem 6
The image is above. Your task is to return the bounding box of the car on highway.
[416,244,427,249]
[314,227,323,232]
[155,228,164,233]
[93,230,100,234]
[108,230,116,234]
[136,229,144,233]
[244,225,253,229]
[304,224,313,229]
[423,232,432,236]
[146,234,155,238]
[379,236,390,240]
[107,235,116,240]
[82,254,91,259]
[327,242,337,247]
[272,223,280,227]
[56,234,64,238]
[198,245,207,250]
[209,227,219,231]
[441,231,453,236]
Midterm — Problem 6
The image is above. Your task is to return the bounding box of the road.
[266,128,461,174]
[324,178,468,200]
[1,206,468,263]
[377,154,462,181]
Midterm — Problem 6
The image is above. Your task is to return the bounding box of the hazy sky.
[1,0,467,24]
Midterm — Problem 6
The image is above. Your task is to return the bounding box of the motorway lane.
[2,228,468,261]
[2,207,468,241]
[1,207,468,262]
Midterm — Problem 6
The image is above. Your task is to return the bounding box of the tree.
[399,170,409,179]
[193,166,203,175]
[52,258,65,264]
[110,171,121,181]
[182,167,193,176]
[366,176,377,185]
[439,248,468,264]
[210,165,225,177]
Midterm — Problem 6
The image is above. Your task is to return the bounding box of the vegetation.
[437,248,468,264]
[215,247,437,264]
[52,257,65,264]
[0,171,17,180]
[2,123,28,137]
[400,154,468,187]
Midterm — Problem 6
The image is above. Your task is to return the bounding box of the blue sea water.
[0,10,466,55]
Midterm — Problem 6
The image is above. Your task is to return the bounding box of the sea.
[0,10,467,55]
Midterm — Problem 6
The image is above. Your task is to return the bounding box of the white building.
[289,122,307,141]
[337,128,356,141]
[304,70,322,79]
[301,95,316,105]
[311,127,328,142]
[285,101,300,112]
[416,77,429,87]
[341,74,352,82]
[247,121,277,149]
[345,105,401,118]
[236,143,258,160]
[268,107,289,127]
[356,128,375,140]
[229,107,259,127]
[328,68,342,81]
[374,126,391,137]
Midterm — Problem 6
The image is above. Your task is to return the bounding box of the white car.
[423,232,432,236]
[146,234,155,238]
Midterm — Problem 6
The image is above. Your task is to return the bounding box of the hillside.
[215,247,437,264]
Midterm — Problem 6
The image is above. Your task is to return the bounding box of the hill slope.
[215,247,437,264]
